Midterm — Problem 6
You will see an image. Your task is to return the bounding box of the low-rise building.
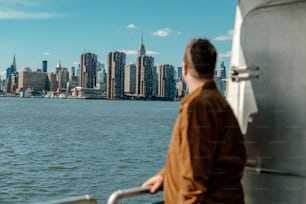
[71,87,105,99]
[18,71,47,94]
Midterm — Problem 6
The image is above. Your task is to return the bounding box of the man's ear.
[183,62,188,76]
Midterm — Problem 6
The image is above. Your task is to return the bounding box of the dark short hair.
[184,38,217,78]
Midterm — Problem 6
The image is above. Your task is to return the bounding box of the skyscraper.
[71,67,76,77]
[5,55,18,93]
[137,34,146,57]
[136,35,145,96]
[107,51,126,99]
[135,35,155,98]
[56,60,62,74]
[42,60,48,72]
[175,66,182,79]
[6,55,17,79]
[55,60,69,93]
[67,67,79,93]
[6,66,13,80]
[47,73,57,92]
[12,54,17,73]
[158,64,175,100]
[136,55,154,98]
[98,61,105,72]
[124,64,136,95]
[80,52,98,88]
[152,66,158,97]
[176,78,186,100]
[10,72,18,94]
[96,68,107,93]
[214,61,227,95]
[58,68,69,93]
[76,64,80,77]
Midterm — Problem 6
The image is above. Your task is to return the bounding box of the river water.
[0,97,180,204]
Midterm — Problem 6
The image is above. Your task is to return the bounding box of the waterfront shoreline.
[0,94,181,101]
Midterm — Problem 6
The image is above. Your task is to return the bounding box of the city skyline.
[0,0,237,78]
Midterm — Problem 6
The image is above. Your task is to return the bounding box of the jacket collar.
[181,79,217,106]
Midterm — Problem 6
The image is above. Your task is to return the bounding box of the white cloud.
[0,0,37,7]
[219,51,232,58]
[118,49,159,56]
[43,52,49,56]
[147,50,159,55]
[0,10,58,19]
[0,1,60,20]
[214,30,234,41]
[126,24,136,29]
[151,28,172,37]
[118,50,137,55]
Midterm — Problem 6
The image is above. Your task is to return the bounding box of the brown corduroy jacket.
[158,80,246,204]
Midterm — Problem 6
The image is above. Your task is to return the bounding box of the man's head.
[183,38,217,79]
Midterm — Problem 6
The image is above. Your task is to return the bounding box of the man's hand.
[141,175,164,194]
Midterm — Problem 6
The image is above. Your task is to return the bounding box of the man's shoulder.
[191,88,228,108]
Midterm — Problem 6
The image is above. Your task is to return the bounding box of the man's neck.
[187,78,207,93]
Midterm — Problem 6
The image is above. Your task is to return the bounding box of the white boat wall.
[226,0,306,203]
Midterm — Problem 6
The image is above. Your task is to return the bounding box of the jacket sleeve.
[158,167,166,178]
[179,100,219,203]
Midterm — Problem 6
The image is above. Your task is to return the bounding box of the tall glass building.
[158,64,175,100]
[107,51,126,99]
[80,52,98,88]
[214,61,227,95]
[42,60,48,72]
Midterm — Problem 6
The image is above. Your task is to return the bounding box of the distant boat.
[58,94,66,99]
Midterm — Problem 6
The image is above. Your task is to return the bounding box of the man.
[142,38,246,204]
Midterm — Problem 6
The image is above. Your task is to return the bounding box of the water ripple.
[0,98,179,203]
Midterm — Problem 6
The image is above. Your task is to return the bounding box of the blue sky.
[0,0,237,78]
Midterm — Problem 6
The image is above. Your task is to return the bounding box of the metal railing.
[107,186,162,204]
[35,194,98,204]
[33,187,162,204]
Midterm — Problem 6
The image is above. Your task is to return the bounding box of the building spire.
[56,60,62,69]
[12,54,16,67]
[9,54,17,73]
[141,33,143,45]
[11,54,17,72]
[137,33,146,57]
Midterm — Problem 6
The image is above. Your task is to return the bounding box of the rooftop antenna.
[140,28,144,45]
